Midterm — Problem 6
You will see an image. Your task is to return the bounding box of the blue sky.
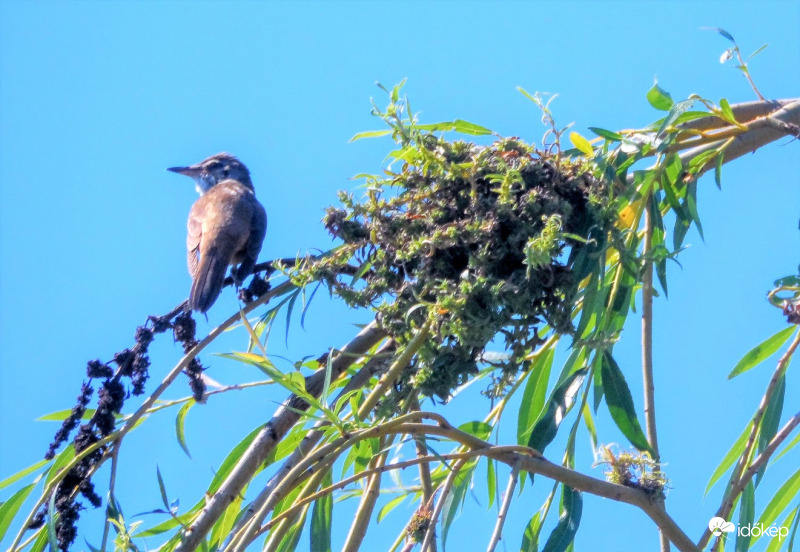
[1,2,799,551]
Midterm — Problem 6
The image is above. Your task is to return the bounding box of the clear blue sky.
[1,2,798,551]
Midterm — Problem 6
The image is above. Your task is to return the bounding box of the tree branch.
[175,319,386,552]
[697,329,800,551]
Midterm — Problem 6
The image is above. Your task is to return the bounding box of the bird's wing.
[247,199,267,261]
[186,196,207,278]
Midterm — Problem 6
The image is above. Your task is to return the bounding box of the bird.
[167,153,267,313]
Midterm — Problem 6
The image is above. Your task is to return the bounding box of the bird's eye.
[222,165,230,177]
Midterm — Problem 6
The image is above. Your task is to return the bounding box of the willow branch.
[225,340,394,546]
[487,458,520,552]
[698,330,800,551]
[641,198,660,461]
[175,319,386,552]
[341,440,389,552]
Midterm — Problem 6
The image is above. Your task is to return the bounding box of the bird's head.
[168,153,252,194]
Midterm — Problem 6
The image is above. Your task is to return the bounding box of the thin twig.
[486,458,520,552]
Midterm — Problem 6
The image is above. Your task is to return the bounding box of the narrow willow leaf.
[44,444,76,489]
[712,27,737,44]
[756,375,785,485]
[541,487,583,552]
[763,506,797,552]
[441,468,472,549]
[377,495,406,523]
[0,459,49,490]
[517,347,555,445]
[705,421,753,496]
[582,403,598,455]
[348,129,392,142]
[37,408,96,422]
[719,98,737,125]
[0,483,35,541]
[310,471,333,552]
[588,127,622,141]
[527,369,588,453]
[715,151,725,189]
[773,429,800,464]
[685,180,703,240]
[487,458,496,509]
[752,467,800,546]
[664,153,682,185]
[728,327,797,379]
[657,99,694,138]
[175,400,193,458]
[520,512,542,552]
[735,481,755,552]
[647,81,674,111]
[600,351,654,454]
[452,119,493,135]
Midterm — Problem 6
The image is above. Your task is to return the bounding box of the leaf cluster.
[292,87,617,402]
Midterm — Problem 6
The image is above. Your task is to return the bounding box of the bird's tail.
[190,247,228,313]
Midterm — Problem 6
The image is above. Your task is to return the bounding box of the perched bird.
[168,153,267,313]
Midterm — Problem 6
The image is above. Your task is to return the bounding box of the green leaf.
[647,81,674,111]
[763,506,797,552]
[156,466,170,510]
[747,44,769,62]
[773,428,800,464]
[452,119,493,136]
[441,467,472,549]
[45,444,76,489]
[0,483,35,542]
[719,98,737,124]
[517,347,555,445]
[487,458,496,509]
[175,400,193,458]
[569,132,594,157]
[711,27,737,44]
[310,471,333,552]
[705,421,753,496]
[37,408,96,422]
[600,351,654,454]
[541,486,582,552]
[520,512,542,552]
[752,468,800,546]
[756,375,785,484]
[458,420,493,441]
[685,180,704,240]
[0,459,49,490]
[377,495,406,523]
[728,327,797,379]
[736,481,755,552]
[527,369,588,453]
[588,127,622,141]
[348,129,392,142]
[664,153,682,185]
[657,99,695,138]
[715,150,724,189]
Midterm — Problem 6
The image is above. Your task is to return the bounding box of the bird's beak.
[167,165,202,177]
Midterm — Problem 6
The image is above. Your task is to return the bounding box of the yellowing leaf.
[569,131,594,157]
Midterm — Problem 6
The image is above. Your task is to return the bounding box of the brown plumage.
[168,153,267,313]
